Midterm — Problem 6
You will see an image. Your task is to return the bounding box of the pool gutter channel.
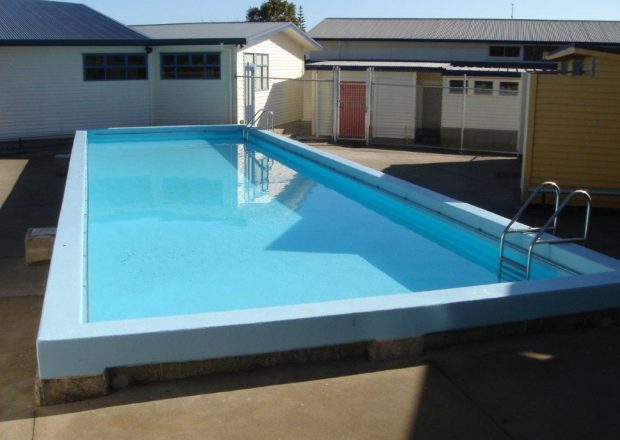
[36,125,620,405]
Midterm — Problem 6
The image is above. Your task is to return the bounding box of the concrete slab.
[428,326,620,440]
[0,296,42,440]
[34,361,509,440]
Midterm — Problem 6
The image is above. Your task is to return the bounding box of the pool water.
[87,132,569,322]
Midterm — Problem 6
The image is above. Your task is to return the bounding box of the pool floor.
[87,135,568,322]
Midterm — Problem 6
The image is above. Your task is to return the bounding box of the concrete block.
[35,373,109,406]
[54,153,70,177]
[25,227,56,265]
[367,337,424,362]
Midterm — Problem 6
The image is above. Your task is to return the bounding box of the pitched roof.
[309,18,620,44]
[130,21,322,49]
[0,0,148,45]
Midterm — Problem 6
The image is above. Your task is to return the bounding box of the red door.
[339,82,366,139]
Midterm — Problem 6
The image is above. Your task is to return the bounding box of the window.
[524,45,559,61]
[244,53,269,91]
[449,79,468,94]
[489,46,521,58]
[499,82,519,96]
[83,54,147,81]
[474,81,493,95]
[572,58,584,75]
[160,53,221,80]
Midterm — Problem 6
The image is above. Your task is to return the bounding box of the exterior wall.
[236,33,306,126]
[151,45,235,126]
[372,71,416,140]
[522,52,620,207]
[440,76,522,151]
[0,46,151,141]
[311,40,525,63]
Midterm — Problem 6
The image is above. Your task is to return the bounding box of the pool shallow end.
[37,125,620,401]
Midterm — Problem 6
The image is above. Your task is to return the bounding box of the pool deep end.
[36,125,620,405]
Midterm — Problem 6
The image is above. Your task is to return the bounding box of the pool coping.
[37,125,620,386]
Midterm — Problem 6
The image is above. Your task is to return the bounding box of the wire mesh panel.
[339,81,366,139]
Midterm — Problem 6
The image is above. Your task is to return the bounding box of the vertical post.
[244,62,256,124]
[365,67,373,146]
[332,67,340,143]
[312,70,318,136]
[460,74,467,154]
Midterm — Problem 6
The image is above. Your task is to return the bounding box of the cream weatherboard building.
[0,0,320,142]
[302,18,620,152]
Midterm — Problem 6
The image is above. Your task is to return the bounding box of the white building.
[0,0,320,142]
[302,18,620,152]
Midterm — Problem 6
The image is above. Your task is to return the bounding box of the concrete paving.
[1,147,620,439]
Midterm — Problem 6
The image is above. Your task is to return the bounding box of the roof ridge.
[130,21,288,27]
[318,17,620,23]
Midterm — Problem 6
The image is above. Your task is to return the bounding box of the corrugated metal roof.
[305,60,553,76]
[0,0,148,44]
[131,21,322,49]
[130,22,288,41]
[310,18,620,44]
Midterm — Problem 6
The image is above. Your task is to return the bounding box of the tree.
[246,0,300,26]
[296,5,306,31]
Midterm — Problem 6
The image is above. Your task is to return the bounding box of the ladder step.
[500,256,527,272]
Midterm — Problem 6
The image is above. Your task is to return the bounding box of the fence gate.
[339,81,366,139]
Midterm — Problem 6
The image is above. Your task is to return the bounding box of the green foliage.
[246,0,300,26]
[296,5,306,31]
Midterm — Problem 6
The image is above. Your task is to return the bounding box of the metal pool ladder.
[243,109,274,141]
[498,181,593,281]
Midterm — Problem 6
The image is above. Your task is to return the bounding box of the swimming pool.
[37,125,620,392]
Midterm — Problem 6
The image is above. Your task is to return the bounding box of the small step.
[25,227,56,265]
[500,256,527,272]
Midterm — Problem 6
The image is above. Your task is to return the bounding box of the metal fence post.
[365,67,373,146]
[332,67,340,143]
[460,74,467,154]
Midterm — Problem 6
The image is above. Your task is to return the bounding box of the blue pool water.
[86,132,570,322]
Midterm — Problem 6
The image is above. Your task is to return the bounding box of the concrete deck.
[2,146,620,439]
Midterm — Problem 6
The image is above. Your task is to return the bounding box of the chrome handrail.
[497,181,561,277]
[243,109,274,141]
[525,189,592,278]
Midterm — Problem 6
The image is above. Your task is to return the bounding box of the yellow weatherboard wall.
[522,47,620,208]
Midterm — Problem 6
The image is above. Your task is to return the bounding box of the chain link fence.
[292,69,528,155]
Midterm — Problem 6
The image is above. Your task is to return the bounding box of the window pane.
[191,54,204,65]
[499,82,519,96]
[244,54,254,64]
[206,54,220,65]
[449,80,466,94]
[106,67,126,80]
[474,81,493,95]
[84,55,105,66]
[176,55,190,65]
[85,68,105,80]
[177,66,204,79]
[262,77,269,90]
[205,67,220,79]
[127,67,147,79]
[127,55,145,66]
[489,46,504,57]
[505,47,520,57]
[162,54,175,66]
[107,55,126,66]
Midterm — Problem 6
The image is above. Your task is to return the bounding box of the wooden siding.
[523,52,620,207]
[236,33,305,126]
[372,71,416,140]
[151,45,233,126]
[0,46,151,141]
[441,76,522,131]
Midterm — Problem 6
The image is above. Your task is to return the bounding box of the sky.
[65,0,620,29]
